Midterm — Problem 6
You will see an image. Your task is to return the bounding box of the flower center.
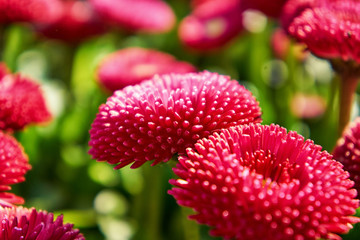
[240,150,299,184]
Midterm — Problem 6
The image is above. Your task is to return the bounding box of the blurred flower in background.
[0,0,62,24]
[89,0,175,34]
[36,0,107,44]
[96,47,196,92]
[241,0,288,18]
[0,132,31,207]
[89,71,262,169]
[0,206,85,239]
[290,93,326,119]
[170,123,360,240]
[179,0,243,51]
[271,28,308,61]
[0,64,51,132]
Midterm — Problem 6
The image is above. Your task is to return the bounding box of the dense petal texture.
[241,0,288,18]
[179,0,243,51]
[0,74,52,131]
[37,0,106,43]
[0,206,85,240]
[285,0,360,62]
[0,0,62,23]
[97,47,196,92]
[169,124,360,240]
[333,117,360,197]
[0,131,31,206]
[90,0,175,33]
[89,71,262,169]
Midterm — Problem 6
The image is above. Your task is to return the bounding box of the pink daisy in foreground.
[37,0,106,43]
[0,73,52,132]
[0,206,84,240]
[89,71,262,169]
[97,47,196,92]
[0,131,31,207]
[333,117,360,197]
[0,0,62,24]
[169,123,360,240]
[90,0,175,34]
[179,0,243,51]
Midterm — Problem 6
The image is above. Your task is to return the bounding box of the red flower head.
[0,0,62,24]
[89,71,262,169]
[179,0,243,51]
[333,117,360,197]
[97,47,196,92]
[281,0,316,31]
[241,0,288,18]
[0,73,52,132]
[89,0,175,34]
[0,131,31,207]
[169,123,360,240]
[284,0,360,63]
[0,206,85,240]
[37,0,106,43]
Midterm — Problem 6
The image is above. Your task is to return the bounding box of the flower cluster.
[169,123,360,239]
[0,60,83,238]
[89,71,262,168]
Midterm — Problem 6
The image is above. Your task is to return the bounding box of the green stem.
[134,164,164,240]
[338,74,359,136]
[181,207,200,240]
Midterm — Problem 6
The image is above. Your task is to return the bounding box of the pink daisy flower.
[0,206,84,240]
[89,0,175,34]
[0,0,62,24]
[241,0,288,18]
[0,131,31,207]
[0,73,52,132]
[179,0,243,51]
[169,123,360,240]
[89,71,262,169]
[285,0,360,62]
[37,0,106,43]
[333,117,360,197]
[97,47,196,92]
[281,0,316,31]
